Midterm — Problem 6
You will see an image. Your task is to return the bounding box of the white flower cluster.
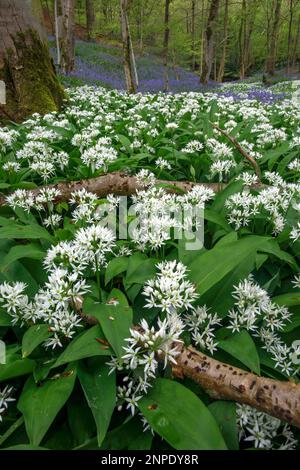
[81,137,117,173]
[206,137,237,182]
[0,128,19,153]
[228,277,295,375]
[237,404,297,450]
[16,141,69,180]
[108,314,184,416]
[0,386,15,422]
[143,260,198,312]
[184,305,221,354]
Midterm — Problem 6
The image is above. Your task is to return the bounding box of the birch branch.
[0,171,263,206]
[79,309,300,429]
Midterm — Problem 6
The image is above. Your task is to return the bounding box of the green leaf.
[0,224,54,243]
[105,256,128,285]
[208,401,239,450]
[18,365,77,445]
[125,254,157,285]
[272,292,300,307]
[217,329,260,374]
[189,236,270,296]
[83,298,133,358]
[22,324,51,358]
[78,361,116,446]
[139,379,227,450]
[204,209,232,232]
[0,354,35,382]
[53,325,113,369]
[1,244,45,272]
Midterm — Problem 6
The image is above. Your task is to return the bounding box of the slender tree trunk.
[120,0,136,93]
[217,0,229,82]
[292,13,300,68]
[200,0,220,84]
[86,0,95,41]
[266,0,282,75]
[191,0,196,70]
[163,0,171,92]
[287,0,294,73]
[54,0,61,66]
[199,0,205,77]
[59,0,75,73]
[239,0,247,79]
[0,0,65,123]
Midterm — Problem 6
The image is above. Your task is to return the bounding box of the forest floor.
[49,36,298,100]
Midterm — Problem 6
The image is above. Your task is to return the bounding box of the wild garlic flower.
[2,161,21,172]
[143,260,198,312]
[108,314,184,416]
[6,189,35,212]
[155,157,171,170]
[73,224,116,270]
[237,404,296,450]
[0,386,15,422]
[184,305,221,355]
[135,169,156,188]
[181,140,204,154]
[81,139,117,173]
[210,159,236,182]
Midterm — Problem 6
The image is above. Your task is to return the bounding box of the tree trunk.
[0,0,65,123]
[239,0,247,79]
[191,0,196,71]
[59,0,75,73]
[287,0,294,73]
[200,0,220,84]
[120,0,136,93]
[86,0,95,41]
[217,0,229,82]
[292,12,300,68]
[54,0,61,66]
[163,0,171,92]
[266,0,282,75]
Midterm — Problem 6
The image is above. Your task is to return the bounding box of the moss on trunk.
[0,29,66,123]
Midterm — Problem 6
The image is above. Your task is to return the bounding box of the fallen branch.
[175,342,300,428]
[211,123,262,181]
[80,309,300,429]
[0,171,263,206]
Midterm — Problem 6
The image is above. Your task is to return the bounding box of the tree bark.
[174,343,300,429]
[0,0,65,123]
[86,0,95,41]
[59,0,75,73]
[191,0,196,71]
[287,0,295,73]
[163,0,171,92]
[200,0,220,84]
[120,0,136,93]
[0,172,264,207]
[217,0,229,82]
[266,0,282,76]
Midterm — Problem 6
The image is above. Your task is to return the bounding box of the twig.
[211,122,262,181]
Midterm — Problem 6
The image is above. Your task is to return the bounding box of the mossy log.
[0,0,66,123]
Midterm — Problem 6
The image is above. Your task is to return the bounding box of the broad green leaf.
[78,361,116,446]
[83,298,132,358]
[53,325,113,369]
[18,365,77,445]
[0,353,35,382]
[217,329,260,374]
[204,209,232,232]
[208,401,239,450]
[22,324,51,358]
[105,256,128,285]
[0,224,54,243]
[1,244,45,272]
[189,236,270,296]
[272,292,300,307]
[125,255,157,285]
[139,378,227,450]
